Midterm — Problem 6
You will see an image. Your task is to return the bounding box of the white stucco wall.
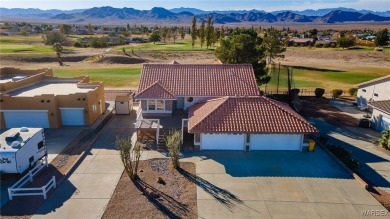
[357,80,390,108]
[371,109,390,131]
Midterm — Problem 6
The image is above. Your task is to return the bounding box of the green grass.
[264,66,390,92]
[0,35,55,53]
[53,66,142,88]
[116,39,215,52]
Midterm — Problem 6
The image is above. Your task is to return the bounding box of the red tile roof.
[135,81,175,99]
[188,96,317,134]
[135,64,260,99]
[369,100,390,114]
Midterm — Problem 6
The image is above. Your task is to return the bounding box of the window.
[362,89,366,92]
[37,141,44,150]
[156,100,164,110]
[246,134,250,143]
[374,93,378,97]
[148,100,156,110]
[93,104,97,113]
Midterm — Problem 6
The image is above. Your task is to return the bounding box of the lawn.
[0,35,54,53]
[116,39,215,52]
[53,65,142,88]
[264,66,390,93]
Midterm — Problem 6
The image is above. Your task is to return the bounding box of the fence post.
[43,186,47,199]
[8,188,13,200]
[29,171,33,182]
[53,176,57,189]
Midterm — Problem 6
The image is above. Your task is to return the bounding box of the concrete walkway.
[310,118,390,193]
[33,113,136,219]
[329,99,367,120]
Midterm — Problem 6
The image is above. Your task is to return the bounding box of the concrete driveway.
[186,147,388,218]
[33,113,136,219]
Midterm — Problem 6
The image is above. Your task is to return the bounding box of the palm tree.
[52,42,63,66]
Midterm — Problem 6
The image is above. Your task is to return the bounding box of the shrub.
[332,89,343,98]
[378,129,390,150]
[165,130,181,169]
[348,88,358,97]
[326,144,359,170]
[116,136,142,179]
[314,88,325,98]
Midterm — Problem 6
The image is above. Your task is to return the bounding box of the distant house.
[368,100,390,132]
[315,40,337,47]
[134,62,317,151]
[355,75,390,109]
[289,38,314,46]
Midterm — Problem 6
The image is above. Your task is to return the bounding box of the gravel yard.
[103,159,197,219]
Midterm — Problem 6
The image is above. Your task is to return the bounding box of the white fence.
[8,157,56,200]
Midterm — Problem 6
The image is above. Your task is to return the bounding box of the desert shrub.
[323,43,330,48]
[116,136,142,179]
[165,130,182,169]
[332,89,343,98]
[379,129,390,150]
[314,88,325,98]
[315,43,323,48]
[348,88,358,97]
[326,144,359,170]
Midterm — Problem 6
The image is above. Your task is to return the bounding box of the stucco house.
[0,67,106,129]
[355,75,390,109]
[368,100,390,132]
[134,63,317,151]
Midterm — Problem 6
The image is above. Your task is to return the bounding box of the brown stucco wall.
[0,68,53,92]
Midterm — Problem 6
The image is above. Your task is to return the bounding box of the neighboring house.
[134,63,260,116]
[289,38,314,46]
[355,75,390,109]
[135,62,317,151]
[368,100,390,132]
[0,67,105,129]
[188,96,317,151]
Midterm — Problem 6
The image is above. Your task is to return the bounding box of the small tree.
[179,26,185,42]
[149,31,161,44]
[348,88,358,97]
[332,89,343,98]
[199,19,206,48]
[88,23,93,34]
[43,31,68,45]
[378,129,390,150]
[165,130,181,169]
[172,29,179,43]
[191,16,197,48]
[52,42,63,66]
[374,28,389,47]
[116,136,142,179]
[314,88,325,98]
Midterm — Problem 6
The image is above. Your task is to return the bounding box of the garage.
[60,108,85,126]
[380,116,390,132]
[201,133,245,150]
[2,110,50,128]
[250,134,303,151]
[115,96,132,115]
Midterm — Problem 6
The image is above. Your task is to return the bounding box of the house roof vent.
[11,141,21,149]
[20,127,29,132]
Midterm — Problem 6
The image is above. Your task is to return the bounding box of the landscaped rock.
[157,177,165,185]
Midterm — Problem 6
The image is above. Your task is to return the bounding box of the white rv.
[0,127,47,174]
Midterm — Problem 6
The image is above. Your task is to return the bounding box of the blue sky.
[1,0,389,11]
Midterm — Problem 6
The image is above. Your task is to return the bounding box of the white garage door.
[380,116,390,132]
[201,133,245,150]
[115,101,130,115]
[60,108,84,126]
[250,134,302,151]
[3,110,49,128]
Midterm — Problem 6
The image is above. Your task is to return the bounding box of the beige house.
[0,67,106,129]
[355,75,390,109]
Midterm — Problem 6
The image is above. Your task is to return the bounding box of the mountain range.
[1,6,390,24]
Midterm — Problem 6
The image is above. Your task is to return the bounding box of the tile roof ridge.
[263,97,315,129]
[190,96,229,131]
[136,80,175,98]
[355,74,390,87]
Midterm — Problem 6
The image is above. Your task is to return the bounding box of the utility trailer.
[0,127,47,174]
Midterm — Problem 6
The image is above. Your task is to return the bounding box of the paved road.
[183,149,388,218]
[33,113,136,219]
[310,118,390,193]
